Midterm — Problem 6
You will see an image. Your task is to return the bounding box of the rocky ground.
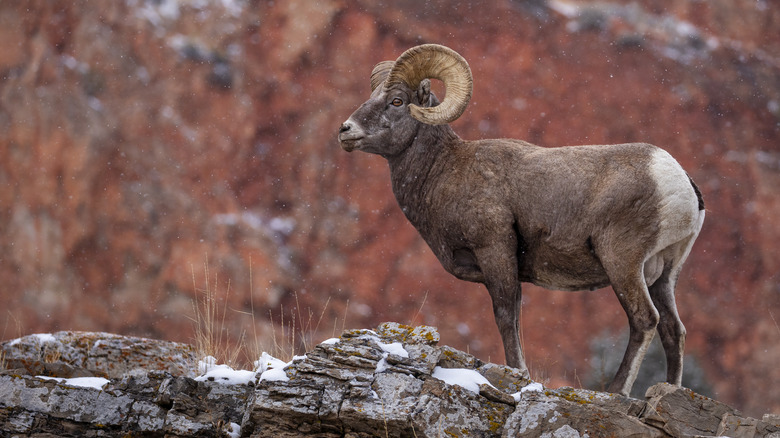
[2,323,779,437]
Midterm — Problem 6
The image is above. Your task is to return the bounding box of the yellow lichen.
[545,390,592,405]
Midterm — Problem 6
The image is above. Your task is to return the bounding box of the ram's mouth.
[338,134,364,152]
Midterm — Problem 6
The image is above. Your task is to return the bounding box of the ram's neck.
[386,124,461,225]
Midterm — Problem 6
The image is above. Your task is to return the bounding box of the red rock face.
[1,0,778,416]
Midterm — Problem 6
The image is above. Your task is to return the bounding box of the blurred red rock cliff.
[1,0,778,417]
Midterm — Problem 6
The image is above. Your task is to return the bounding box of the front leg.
[474,245,529,378]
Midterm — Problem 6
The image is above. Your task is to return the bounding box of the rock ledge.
[2,323,778,437]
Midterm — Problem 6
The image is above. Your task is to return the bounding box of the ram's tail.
[687,175,705,211]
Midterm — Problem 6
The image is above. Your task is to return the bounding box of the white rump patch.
[648,148,701,251]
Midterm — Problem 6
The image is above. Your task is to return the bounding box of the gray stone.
[0,369,252,436]
[478,362,532,393]
[437,344,483,369]
[641,383,780,438]
[376,321,440,345]
[643,382,739,436]
[717,413,779,438]
[1,331,198,379]
[505,386,665,437]
[2,326,777,437]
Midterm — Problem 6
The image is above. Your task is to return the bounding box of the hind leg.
[648,234,699,386]
[648,266,685,385]
[605,267,660,396]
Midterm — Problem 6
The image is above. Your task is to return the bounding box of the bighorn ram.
[338,44,705,395]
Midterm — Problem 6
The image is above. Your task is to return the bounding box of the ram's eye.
[391,98,403,107]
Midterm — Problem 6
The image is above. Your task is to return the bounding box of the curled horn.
[371,61,395,93]
[384,44,473,125]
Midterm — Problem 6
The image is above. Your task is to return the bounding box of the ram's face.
[338,44,472,157]
[338,84,423,158]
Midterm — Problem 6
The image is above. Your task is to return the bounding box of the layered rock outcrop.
[2,324,778,437]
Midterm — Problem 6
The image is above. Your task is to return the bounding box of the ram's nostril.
[339,123,351,133]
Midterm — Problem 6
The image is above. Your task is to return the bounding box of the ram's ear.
[416,79,432,107]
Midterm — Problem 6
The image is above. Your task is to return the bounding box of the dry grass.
[42,344,62,364]
[262,292,333,362]
[528,357,555,387]
[189,262,245,370]
[189,260,340,371]
[0,311,23,371]
[407,290,428,327]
